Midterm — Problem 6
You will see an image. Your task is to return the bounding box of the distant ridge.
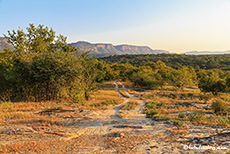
[1,37,230,56]
[71,41,169,57]
[0,37,14,51]
[183,51,230,55]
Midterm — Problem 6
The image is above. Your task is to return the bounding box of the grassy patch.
[122,100,139,111]
[142,87,230,127]
[172,119,184,128]
[211,99,229,115]
[101,99,118,106]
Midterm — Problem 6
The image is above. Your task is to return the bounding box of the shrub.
[148,94,156,100]
[188,93,194,99]
[146,109,158,118]
[157,102,166,109]
[180,93,187,99]
[211,99,229,115]
[122,101,139,110]
[146,101,156,109]
[0,101,12,112]
[217,115,229,127]
[172,119,184,128]
[168,93,178,99]
[178,113,186,119]
[177,104,183,109]
[101,99,117,106]
[199,93,213,102]
[188,111,205,124]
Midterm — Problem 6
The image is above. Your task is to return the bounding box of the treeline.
[99,54,230,70]
[107,62,230,95]
[0,24,108,102]
[0,24,229,103]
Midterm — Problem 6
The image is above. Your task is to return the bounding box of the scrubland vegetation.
[0,24,229,153]
[0,24,229,125]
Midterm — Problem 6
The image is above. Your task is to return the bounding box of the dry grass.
[78,90,123,110]
[121,99,139,110]
[141,86,230,127]
[0,112,33,121]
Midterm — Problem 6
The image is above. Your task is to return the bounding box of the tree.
[1,24,97,102]
[4,23,76,54]
[226,77,230,92]
[198,70,226,95]
[171,66,197,88]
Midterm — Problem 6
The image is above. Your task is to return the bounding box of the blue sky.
[0,0,230,53]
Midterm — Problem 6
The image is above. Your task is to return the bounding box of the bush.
[157,102,166,108]
[146,101,156,109]
[188,93,194,99]
[188,111,205,124]
[101,99,117,106]
[178,113,186,119]
[0,101,12,112]
[168,93,178,99]
[217,115,229,127]
[148,94,156,100]
[122,101,139,110]
[172,119,184,128]
[199,93,213,102]
[211,99,229,115]
[146,109,158,118]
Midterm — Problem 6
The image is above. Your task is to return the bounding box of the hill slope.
[0,37,14,51]
[71,41,169,57]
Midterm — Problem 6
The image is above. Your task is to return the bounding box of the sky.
[0,0,230,53]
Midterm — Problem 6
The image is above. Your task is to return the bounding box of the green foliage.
[188,111,205,124]
[146,109,158,118]
[99,54,230,70]
[178,113,186,119]
[122,101,139,110]
[172,119,184,128]
[168,93,178,99]
[0,24,100,103]
[128,61,172,89]
[198,70,228,95]
[211,99,229,115]
[0,101,12,112]
[217,115,229,127]
[146,101,166,109]
[146,101,156,109]
[199,93,213,102]
[101,99,117,106]
[171,66,197,88]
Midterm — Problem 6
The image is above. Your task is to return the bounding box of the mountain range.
[183,51,230,55]
[0,37,229,56]
[71,41,169,57]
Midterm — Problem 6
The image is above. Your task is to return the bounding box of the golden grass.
[0,112,33,121]
[141,86,230,127]
[78,90,123,110]
[121,99,139,110]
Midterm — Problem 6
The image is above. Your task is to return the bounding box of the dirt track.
[0,82,229,153]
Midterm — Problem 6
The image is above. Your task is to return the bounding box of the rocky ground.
[0,82,229,153]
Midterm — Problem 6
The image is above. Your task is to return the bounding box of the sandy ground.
[0,82,229,153]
